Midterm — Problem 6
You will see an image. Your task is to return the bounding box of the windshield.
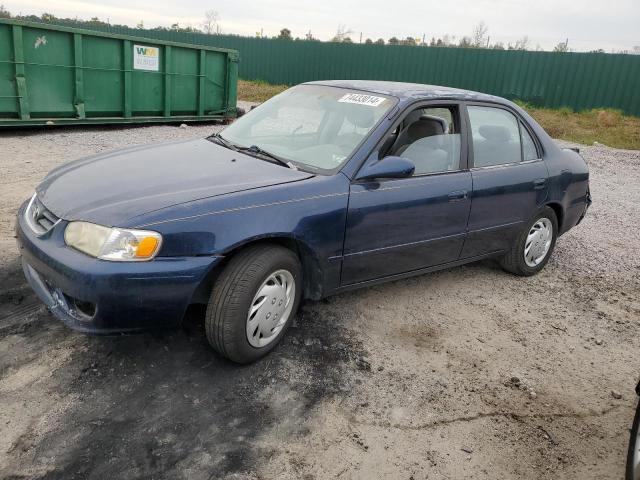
[219,85,396,173]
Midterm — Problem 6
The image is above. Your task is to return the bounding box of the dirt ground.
[0,115,638,479]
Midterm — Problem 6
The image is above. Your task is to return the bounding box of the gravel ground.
[0,111,639,479]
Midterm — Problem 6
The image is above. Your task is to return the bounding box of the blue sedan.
[16,80,591,363]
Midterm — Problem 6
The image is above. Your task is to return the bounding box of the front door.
[341,104,472,285]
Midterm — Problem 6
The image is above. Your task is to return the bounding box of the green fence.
[25,20,640,115]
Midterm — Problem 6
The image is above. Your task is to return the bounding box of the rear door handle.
[533,178,547,190]
[448,190,467,201]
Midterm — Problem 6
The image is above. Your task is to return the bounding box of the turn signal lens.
[135,236,160,258]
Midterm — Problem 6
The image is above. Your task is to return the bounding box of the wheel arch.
[190,235,324,305]
[545,201,564,233]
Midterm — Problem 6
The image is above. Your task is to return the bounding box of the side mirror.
[356,156,415,181]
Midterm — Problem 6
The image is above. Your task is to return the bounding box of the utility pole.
[359,32,362,44]
[486,36,490,48]
[422,34,425,45]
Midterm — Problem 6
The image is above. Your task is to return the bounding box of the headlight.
[64,221,162,261]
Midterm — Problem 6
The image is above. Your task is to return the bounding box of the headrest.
[403,109,425,126]
[407,117,445,142]
[479,125,511,143]
[346,106,375,128]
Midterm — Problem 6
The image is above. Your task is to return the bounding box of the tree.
[375,38,385,45]
[0,5,11,18]
[510,35,529,50]
[553,40,569,52]
[472,21,489,48]
[365,38,373,45]
[342,36,353,43]
[331,24,353,42]
[202,10,220,34]
[136,20,144,29]
[441,34,455,46]
[458,36,472,48]
[388,37,399,45]
[278,28,292,40]
[403,36,417,46]
[41,12,56,22]
[492,42,505,50]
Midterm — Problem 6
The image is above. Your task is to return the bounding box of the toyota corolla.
[16,80,591,363]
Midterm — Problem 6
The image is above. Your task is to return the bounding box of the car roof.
[304,80,509,105]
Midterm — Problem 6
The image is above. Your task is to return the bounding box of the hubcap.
[246,269,295,348]
[524,217,553,267]
[634,427,640,480]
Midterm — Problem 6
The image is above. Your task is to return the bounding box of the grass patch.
[517,102,640,150]
[238,79,288,103]
[237,79,640,150]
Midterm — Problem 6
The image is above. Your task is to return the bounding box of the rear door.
[460,103,548,259]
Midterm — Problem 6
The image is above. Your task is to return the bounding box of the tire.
[627,396,640,480]
[205,244,302,364]
[500,206,558,276]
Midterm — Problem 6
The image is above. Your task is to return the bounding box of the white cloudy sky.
[5,0,639,52]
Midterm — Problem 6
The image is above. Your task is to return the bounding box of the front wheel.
[627,393,640,480]
[205,244,302,364]
[500,207,558,276]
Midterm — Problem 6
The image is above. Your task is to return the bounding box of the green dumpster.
[0,19,238,127]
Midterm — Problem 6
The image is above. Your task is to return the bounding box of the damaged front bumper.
[16,201,221,334]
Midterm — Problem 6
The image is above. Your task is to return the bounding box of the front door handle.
[448,190,467,201]
[533,178,547,190]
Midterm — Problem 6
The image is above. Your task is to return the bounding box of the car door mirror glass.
[356,156,415,181]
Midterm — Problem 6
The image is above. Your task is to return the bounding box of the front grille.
[25,194,60,235]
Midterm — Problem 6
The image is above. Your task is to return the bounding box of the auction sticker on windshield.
[338,93,386,106]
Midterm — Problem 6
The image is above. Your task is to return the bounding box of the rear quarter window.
[521,123,540,161]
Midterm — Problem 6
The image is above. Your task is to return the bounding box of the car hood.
[36,138,313,226]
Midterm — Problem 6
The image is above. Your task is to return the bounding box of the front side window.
[468,106,522,167]
[380,105,462,175]
[218,85,395,173]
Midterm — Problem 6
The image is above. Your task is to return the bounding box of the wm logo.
[136,47,157,56]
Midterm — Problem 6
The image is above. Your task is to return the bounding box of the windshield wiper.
[238,145,297,170]
[209,134,297,170]
[208,133,239,151]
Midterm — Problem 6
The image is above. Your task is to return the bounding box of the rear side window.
[521,123,539,161]
[468,106,521,167]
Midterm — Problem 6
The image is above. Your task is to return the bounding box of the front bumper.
[16,202,222,334]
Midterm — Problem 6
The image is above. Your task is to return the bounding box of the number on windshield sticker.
[338,93,386,107]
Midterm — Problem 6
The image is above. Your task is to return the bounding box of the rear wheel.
[627,394,640,480]
[500,207,558,276]
[205,244,302,364]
